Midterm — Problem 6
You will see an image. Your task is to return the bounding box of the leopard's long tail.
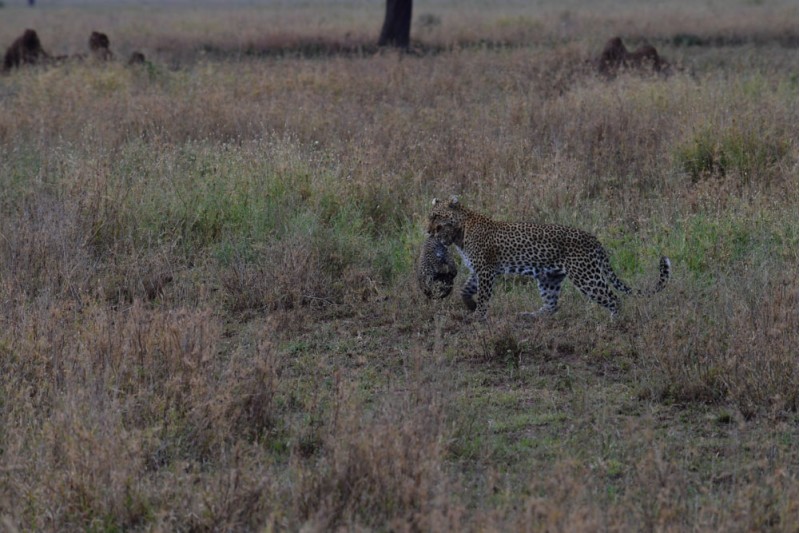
[606,256,671,296]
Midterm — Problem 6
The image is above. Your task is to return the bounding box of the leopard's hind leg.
[568,260,621,316]
[521,268,567,317]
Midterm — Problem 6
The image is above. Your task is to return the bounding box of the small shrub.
[486,326,523,369]
[675,128,723,181]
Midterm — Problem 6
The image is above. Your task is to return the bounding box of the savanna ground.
[0,0,797,530]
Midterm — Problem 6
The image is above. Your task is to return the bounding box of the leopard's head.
[427,195,466,247]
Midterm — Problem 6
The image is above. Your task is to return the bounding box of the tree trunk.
[378,0,412,48]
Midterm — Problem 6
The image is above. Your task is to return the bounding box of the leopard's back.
[474,221,601,270]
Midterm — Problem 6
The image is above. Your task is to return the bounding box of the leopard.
[416,235,458,300]
[427,196,670,319]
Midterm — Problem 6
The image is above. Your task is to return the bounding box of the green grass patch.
[666,209,797,278]
[674,124,788,184]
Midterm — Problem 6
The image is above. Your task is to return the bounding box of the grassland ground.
[0,1,797,530]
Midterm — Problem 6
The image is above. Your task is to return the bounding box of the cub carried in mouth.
[416,235,458,300]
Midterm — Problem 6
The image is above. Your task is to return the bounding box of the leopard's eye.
[435,224,442,232]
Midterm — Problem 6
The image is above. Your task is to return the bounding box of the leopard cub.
[416,235,458,300]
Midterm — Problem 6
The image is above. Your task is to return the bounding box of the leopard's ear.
[448,195,459,207]
[431,198,439,206]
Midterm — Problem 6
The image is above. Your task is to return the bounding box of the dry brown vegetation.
[0,0,797,530]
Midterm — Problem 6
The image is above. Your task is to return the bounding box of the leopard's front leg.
[472,269,496,319]
[461,273,478,311]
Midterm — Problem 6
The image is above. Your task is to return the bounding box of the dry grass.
[0,0,797,530]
